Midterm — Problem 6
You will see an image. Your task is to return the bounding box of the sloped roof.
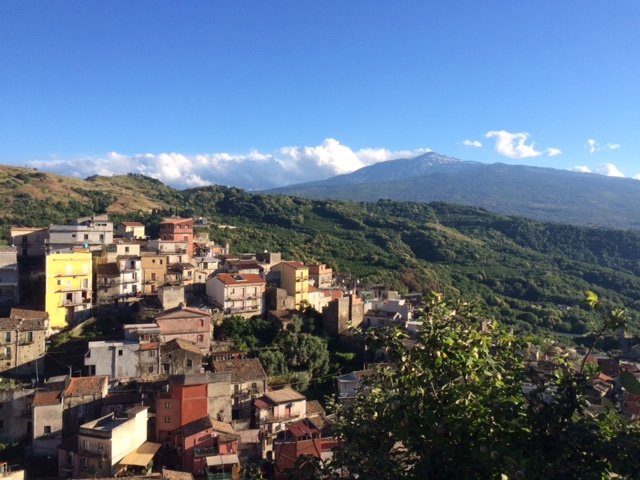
[210,419,238,436]
[10,308,49,321]
[33,390,62,407]
[177,416,213,438]
[121,222,145,227]
[262,387,305,405]
[211,358,266,384]
[214,273,265,286]
[63,376,108,397]
[96,263,120,276]
[161,217,192,225]
[156,305,211,320]
[163,338,202,356]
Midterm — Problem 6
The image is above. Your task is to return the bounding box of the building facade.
[206,274,266,317]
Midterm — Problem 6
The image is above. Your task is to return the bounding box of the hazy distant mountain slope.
[268,154,640,229]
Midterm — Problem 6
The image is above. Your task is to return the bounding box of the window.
[99,234,104,241]
[25,331,33,343]
[151,273,156,281]
[149,350,156,358]
[0,420,4,429]
[57,279,62,286]
[125,246,130,253]
[197,335,204,343]
[118,349,123,356]
[199,319,204,327]
[186,359,193,367]
[148,365,154,374]
[252,382,257,390]
[84,234,89,240]
[164,416,171,423]
[3,331,11,342]
[44,425,51,434]
[165,401,172,408]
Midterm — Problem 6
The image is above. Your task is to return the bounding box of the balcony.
[207,473,232,480]
[194,446,218,457]
[61,298,91,307]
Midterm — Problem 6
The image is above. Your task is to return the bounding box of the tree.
[327,294,640,479]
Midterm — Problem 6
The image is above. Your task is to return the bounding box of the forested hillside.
[3,165,640,335]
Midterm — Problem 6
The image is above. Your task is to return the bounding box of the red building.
[156,377,209,444]
[172,416,240,477]
[160,218,194,257]
[273,417,336,479]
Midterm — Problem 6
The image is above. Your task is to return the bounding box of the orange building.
[160,218,194,257]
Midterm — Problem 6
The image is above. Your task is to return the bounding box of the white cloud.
[607,143,621,150]
[546,148,562,157]
[463,139,482,148]
[595,163,625,178]
[485,130,542,159]
[586,139,599,153]
[634,174,640,181]
[570,165,592,173]
[27,138,431,190]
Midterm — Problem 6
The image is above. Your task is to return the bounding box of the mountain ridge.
[266,153,640,229]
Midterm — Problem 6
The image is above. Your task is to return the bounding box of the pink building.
[155,304,213,353]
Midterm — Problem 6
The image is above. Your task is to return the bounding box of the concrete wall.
[0,247,19,307]
[33,401,63,456]
[85,341,140,379]
[0,388,34,443]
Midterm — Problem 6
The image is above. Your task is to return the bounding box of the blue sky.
[1,1,639,188]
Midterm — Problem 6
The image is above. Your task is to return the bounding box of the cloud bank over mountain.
[28,139,431,189]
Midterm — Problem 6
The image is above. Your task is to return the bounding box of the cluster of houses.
[0,215,424,479]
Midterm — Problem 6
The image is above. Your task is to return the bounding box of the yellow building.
[274,261,309,309]
[45,250,93,329]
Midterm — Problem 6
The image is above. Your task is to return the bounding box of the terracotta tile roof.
[121,222,145,227]
[0,317,19,331]
[210,420,238,436]
[163,338,202,356]
[10,308,49,321]
[214,273,265,286]
[280,261,306,269]
[212,358,266,384]
[139,342,160,351]
[96,263,120,276]
[63,376,108,398]
[305,400,326,416]
[177,416,213,438]
[33,390,62,407]
[156,305,211,320]
[263,387,305,405]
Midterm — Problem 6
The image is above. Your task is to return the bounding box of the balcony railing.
[194,446,218,457]
[207,473,232,480]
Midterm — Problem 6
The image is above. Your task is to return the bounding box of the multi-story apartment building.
[272,262,309,309]
[10,227,48,258]
[45,250,92,329]
[155,305,213,353]
[159,218,193,257]
[308,263,333,289]
[47,215,113,253]
[0,308,48,375]
[115,256,142,298]
[140,253,167,295]
[64,406,153,478]
[206,273,265,317]
[155,373,232,444]
[115,222,146,240]
[0,246,19,310]
[211,358,267,422]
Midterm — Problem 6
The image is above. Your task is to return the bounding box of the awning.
[206,453,239,467]
[120,441,161,467]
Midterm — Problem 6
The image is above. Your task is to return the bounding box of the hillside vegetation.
[3,164,640,335]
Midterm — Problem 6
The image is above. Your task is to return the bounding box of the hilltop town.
[0,214,429,479]
[3,213,640,479]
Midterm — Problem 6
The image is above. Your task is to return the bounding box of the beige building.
[0,308,48,376]
[272,262,309,309]
[69,406,158,478]
[211,358,267,422]
[140,253,168,295]
[308,264,332,289]
[206,273,265,317]
[116,222,146,240]
[10,227,48,258]
[0,246,19,309]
